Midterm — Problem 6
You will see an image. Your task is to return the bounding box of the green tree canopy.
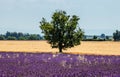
[40,10,84,53]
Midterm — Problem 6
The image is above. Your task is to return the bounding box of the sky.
[0,0,120,35]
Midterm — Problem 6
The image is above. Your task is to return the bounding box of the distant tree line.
[0,30,119,41]
[83,34,113,41]
[83,30,120,41]
[0,31,43,40]
[113,30,120,41]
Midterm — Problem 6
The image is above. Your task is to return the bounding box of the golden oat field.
[0,41,120,55]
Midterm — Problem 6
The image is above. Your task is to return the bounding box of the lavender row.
[0,52,120,77]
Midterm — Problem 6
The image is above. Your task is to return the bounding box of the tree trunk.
[59,42,62,53]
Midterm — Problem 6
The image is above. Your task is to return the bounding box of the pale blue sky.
[0,0,120,35]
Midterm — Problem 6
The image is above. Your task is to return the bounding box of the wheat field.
[0,41,120,55]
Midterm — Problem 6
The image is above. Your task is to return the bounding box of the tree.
[100,34,106,40]
[113,30,120,41]
[28,34,39,40]
[18,36,26,40]
[0,35,5,40]
[6,31,10,38]
[7,36,17,40]
[105,36,109,41]
[40,10,84,53]
[18,32,23,37]
[11,32,18,37]
[93,35,97,40]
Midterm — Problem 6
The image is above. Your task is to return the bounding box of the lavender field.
[0,52,120,77]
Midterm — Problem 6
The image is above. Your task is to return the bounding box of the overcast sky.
[0,0,120,35]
